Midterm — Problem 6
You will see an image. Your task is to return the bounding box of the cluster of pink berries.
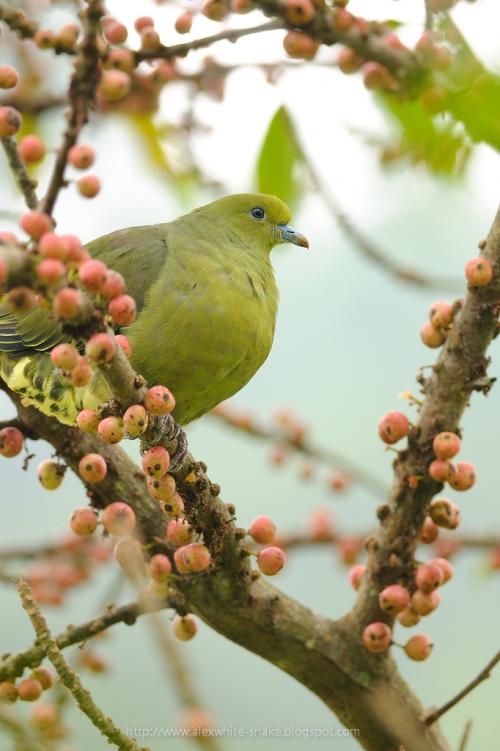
[247,515,285,576]
[425,431,475,533]
[0,666,55,707]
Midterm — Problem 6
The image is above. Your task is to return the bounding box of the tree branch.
[0,136,39,210]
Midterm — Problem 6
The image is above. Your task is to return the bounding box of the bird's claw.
[145,413,188,471]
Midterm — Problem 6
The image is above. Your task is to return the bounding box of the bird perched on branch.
[0,194,308,427]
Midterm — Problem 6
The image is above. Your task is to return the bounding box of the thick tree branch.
[0,137,39,210]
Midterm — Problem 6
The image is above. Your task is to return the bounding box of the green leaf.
[256,106,305,208]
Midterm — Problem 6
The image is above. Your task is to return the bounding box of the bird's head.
[194,193,309,255]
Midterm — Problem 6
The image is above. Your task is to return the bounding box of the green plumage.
[0,194,307,425]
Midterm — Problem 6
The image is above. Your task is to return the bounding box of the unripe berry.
[79,453,107,483]
[6,286,35,315]
[362,62,395,91]
[108,294,136,325]
[36,257,66,284]
[429,498,461,529]
[174,543,211,573]
[428,459,452,482]
[231,0,255,12]
[167,518,194,546]
[76,409,100,433]
[39,232,68,260]
[85,333,116,364]
[378,584,410,614]
[362,622,392,653]
[79,258,107,291]
[465,257,493,286]
[404,633,433,661]
[283,30,319,60]
[77,175,100,198]
[102,501,136,537]
[411,588,440,616]
[34,29,55,48]
[378,411,409,444]
[70,507,99,536]
[415,562,444,593]
[57,23,79,51]
[430,557,454,584]
[201,0,229,21]
[30,667,55,691]
[0,106,22,137]
[285,0,315,26]
[448,461,476,491]
[0,682,18,703]
[420,321,445,348]
[104,21,128,44]
[162,492,184,518]
[51,343,79,371]
[173,615,197,641]
[116,334,132,358]
[433,431,461,460]
[0,65,18,89]
[123,404,148,436]
[333,8,354,31]
[147,473,176,501]
[337,47,363,74]
[349,564,366,591]
[100,70,131,101]
[69,356,92,386]
[248,515,276,545]
[53,288,84,320]
[108,48,135,72]
[420,516,439,544]
[19,134,45,163]
[134,16,154,32]
[397,608,420,627]
[68,144,95,169]
[421,86,447,115]
[148,553,172,580]
[0,426,24,457]
[144,385,176,415]
[97,416,125,444]
[257,546,285,576]
[17,679,43,702]
[38,459,64,490]
[101,270,125,298]
[141,446,170,478]
[113,537,145,576]
[429,300,453,329]
[20,210,52,239]
[175,12,193,34]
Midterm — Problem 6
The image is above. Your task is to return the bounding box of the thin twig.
[17,578,147,751]
[1,136,39,209]
[457,720,473,751]
[424,651,500,726]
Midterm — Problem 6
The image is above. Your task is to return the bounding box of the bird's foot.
[146,413,188,471]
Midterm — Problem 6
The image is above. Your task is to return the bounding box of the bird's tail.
[0,352,110,425]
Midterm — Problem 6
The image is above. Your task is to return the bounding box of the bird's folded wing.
[0,306,66,357]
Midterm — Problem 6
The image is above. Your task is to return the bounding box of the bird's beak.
[277,224,309,249]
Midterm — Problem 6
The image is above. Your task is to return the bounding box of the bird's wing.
[86,223,169,314]
[0,306,66,357]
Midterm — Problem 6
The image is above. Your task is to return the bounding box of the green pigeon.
[0,194,308,427]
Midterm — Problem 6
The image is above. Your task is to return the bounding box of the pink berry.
[78,259,107,291]
[108,294,136,325]
[0,230,18,244]
[78,453,107,483]
[148,553,172,580]
[0,65,18,89]
[0,426,24,457]
[448,461,476,491]
[18,135,45,163]
[174,543,211,574]
[36,258,65,284]
[419,516,439,544]
[123,404,148,436]
[147,473,176,501]
[173,615,197,641]
[57,23,79,50]
[397,608,421,627]
[53,287,84,319]
[17,679,42,702]
[104,21,128,44]
[113,537,145,576]
[429,498,461,529]
[70,507,99,536]
[378,411,409,444]
[248,515,276,545]
[0,106,22,137]
[420,321,445,348]
[134,16,154,31]
[20,211,52,239]
[429,300,453,329]
[69,356,92,387]
[108,48,135,72]
[0,682,18,703]
[144,385,176,416]
[349,564,366,591]
[76,409,100,433]
[162,492,185,517]
[429,557,454,584]
[411,589,440,616]
[465,257,493,286]
[362,622,392,653]
[141,446,170,478]
[85,333,116,364]
[97,416,124,444]
[404,634,433,661]
[101,270,125,299]
[51,343,79,371]
[282,30,318,60]
[102,501,136,537]
[100,70,131,101]
[30,667,55,691]
[167,518,194,546]
[175,12,193,34]
[62,234,86,262]
[68,144,95,170]
[415,563,444,593]
[77,175,100,198]
[433,432,461,460]
[116,334,132,358]
[39,232,68,260]
[0,258,7,286]
[38,459,64,490]
[34,29,55,48]
[378,584,410,614]
[31,703,59,729]
[428,459,452,482]
[257,546,285,576]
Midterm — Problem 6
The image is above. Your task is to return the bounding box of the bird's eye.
[250,207,265,220]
